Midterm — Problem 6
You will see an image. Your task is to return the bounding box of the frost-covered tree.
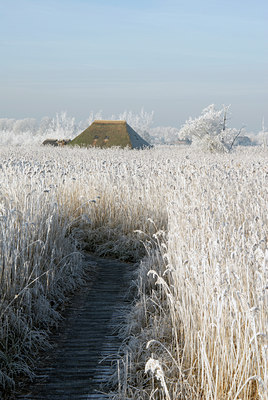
[0,118,38,134]
[0,118,16,131]
[13,118,38,134]
[259,117,268,147]
[178,104,241,152]
[149,126,180,144]
[45,112,76,139]
[117,108,154,143]
[38,116,53,135]
[118,108,154,131]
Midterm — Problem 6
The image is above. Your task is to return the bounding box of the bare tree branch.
[229,127,244,150]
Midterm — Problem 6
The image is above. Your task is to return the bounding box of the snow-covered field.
[0,144,267,399]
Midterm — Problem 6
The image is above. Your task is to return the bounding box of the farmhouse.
[68,120,151,149]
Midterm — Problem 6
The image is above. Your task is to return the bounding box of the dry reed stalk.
[0,144,267,399]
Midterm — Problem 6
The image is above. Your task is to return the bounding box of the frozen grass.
[115,148,268,400]
[0,144,168,394]
[0,144,267,398]
[0,149,85,393]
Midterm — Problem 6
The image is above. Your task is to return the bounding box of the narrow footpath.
[16,255,135,400]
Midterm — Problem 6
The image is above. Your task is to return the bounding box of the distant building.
[68,120,152,149]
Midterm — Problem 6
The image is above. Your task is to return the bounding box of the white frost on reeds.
[114,148,268,400]
[0,148,87,392]
[0,144,267,399]
[163,157,268,399]
[0,144,168,393]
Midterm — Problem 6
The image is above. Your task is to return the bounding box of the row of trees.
[0,110,155,143]
[0,106,265,150]
[0,112,77,138]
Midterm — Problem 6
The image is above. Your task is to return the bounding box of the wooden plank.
[15,255,135,400]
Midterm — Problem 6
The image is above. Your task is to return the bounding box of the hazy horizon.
[1,0,267,132]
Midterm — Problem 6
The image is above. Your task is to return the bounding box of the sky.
[0,0,267,131]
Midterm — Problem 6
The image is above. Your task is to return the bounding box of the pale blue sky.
[0,0,267,131]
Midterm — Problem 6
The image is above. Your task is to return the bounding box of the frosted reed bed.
[0,144,267,399]
[0,144,168,392]
[112,148,268,400]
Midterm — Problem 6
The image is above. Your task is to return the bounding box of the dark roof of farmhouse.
[69,120,151,149]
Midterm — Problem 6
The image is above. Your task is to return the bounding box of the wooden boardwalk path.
[16,255,135,400]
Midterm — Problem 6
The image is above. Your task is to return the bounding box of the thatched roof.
[68,120,151,149]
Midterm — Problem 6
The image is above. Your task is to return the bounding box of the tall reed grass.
[115,149,268,399]
[0,144,267,399]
